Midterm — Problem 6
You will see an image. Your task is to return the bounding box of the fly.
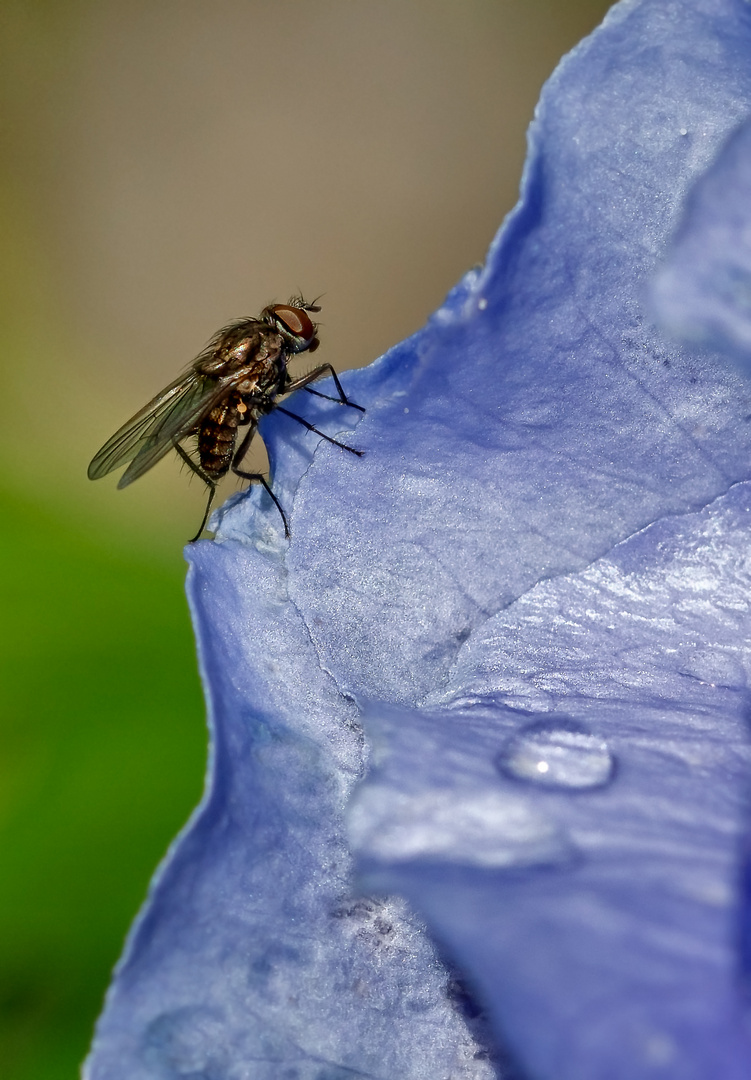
[88,298,365,540]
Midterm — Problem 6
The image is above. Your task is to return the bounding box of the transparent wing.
[88,370,230,485]
[117,377,238,487]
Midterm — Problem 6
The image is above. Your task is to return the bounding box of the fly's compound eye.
[270,305,317,351]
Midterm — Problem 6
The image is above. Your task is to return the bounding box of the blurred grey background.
[0,3,611,1078]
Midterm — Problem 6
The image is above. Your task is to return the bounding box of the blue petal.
[654,116,751,370]
[86,1,751,1078]
[353,481,751,1079]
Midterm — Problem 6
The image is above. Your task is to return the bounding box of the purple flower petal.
[655,116,751,369]
[353,481,751,1079]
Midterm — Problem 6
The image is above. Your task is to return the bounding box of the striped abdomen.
[197,400,240,479]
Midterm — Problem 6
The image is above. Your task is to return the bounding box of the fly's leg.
[232,470,290,538]
[303,385,367,411]
[231,424,290,538]
[275,406,364,456]
[173,442,217,542]
[285,364,365,412]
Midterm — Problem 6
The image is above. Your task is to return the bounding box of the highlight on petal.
[85,1,751,1078]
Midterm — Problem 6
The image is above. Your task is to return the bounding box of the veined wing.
[118,367,255,487]
[88,370,228,484]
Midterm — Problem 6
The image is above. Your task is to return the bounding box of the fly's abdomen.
[197,402,239,479]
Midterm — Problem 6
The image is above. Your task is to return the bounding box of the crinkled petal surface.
[354,483,751,1079]
[86,1,751,1079]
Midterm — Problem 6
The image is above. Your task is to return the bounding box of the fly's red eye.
[271,305,315,345]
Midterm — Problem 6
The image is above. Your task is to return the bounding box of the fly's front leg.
[275,407,364,457]
[285,364,365,412]
[173,441,217,542]
[231,423,290,538]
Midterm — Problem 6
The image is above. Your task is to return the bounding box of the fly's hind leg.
[231,424,290,538]
[286,364,365,412]
[173,441,217,542]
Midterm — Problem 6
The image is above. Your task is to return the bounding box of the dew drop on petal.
[496,719,614,790]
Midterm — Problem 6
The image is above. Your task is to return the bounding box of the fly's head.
[263,297,321,355]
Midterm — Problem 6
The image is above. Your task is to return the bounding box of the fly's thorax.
[194,321,284,376]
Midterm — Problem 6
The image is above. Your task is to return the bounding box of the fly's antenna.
[289,292,323,313]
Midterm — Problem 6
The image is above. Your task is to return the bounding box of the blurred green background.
[0,2,611,1077]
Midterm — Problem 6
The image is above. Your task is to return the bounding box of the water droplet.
[478,297,488,310]
[496,719,614,790]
